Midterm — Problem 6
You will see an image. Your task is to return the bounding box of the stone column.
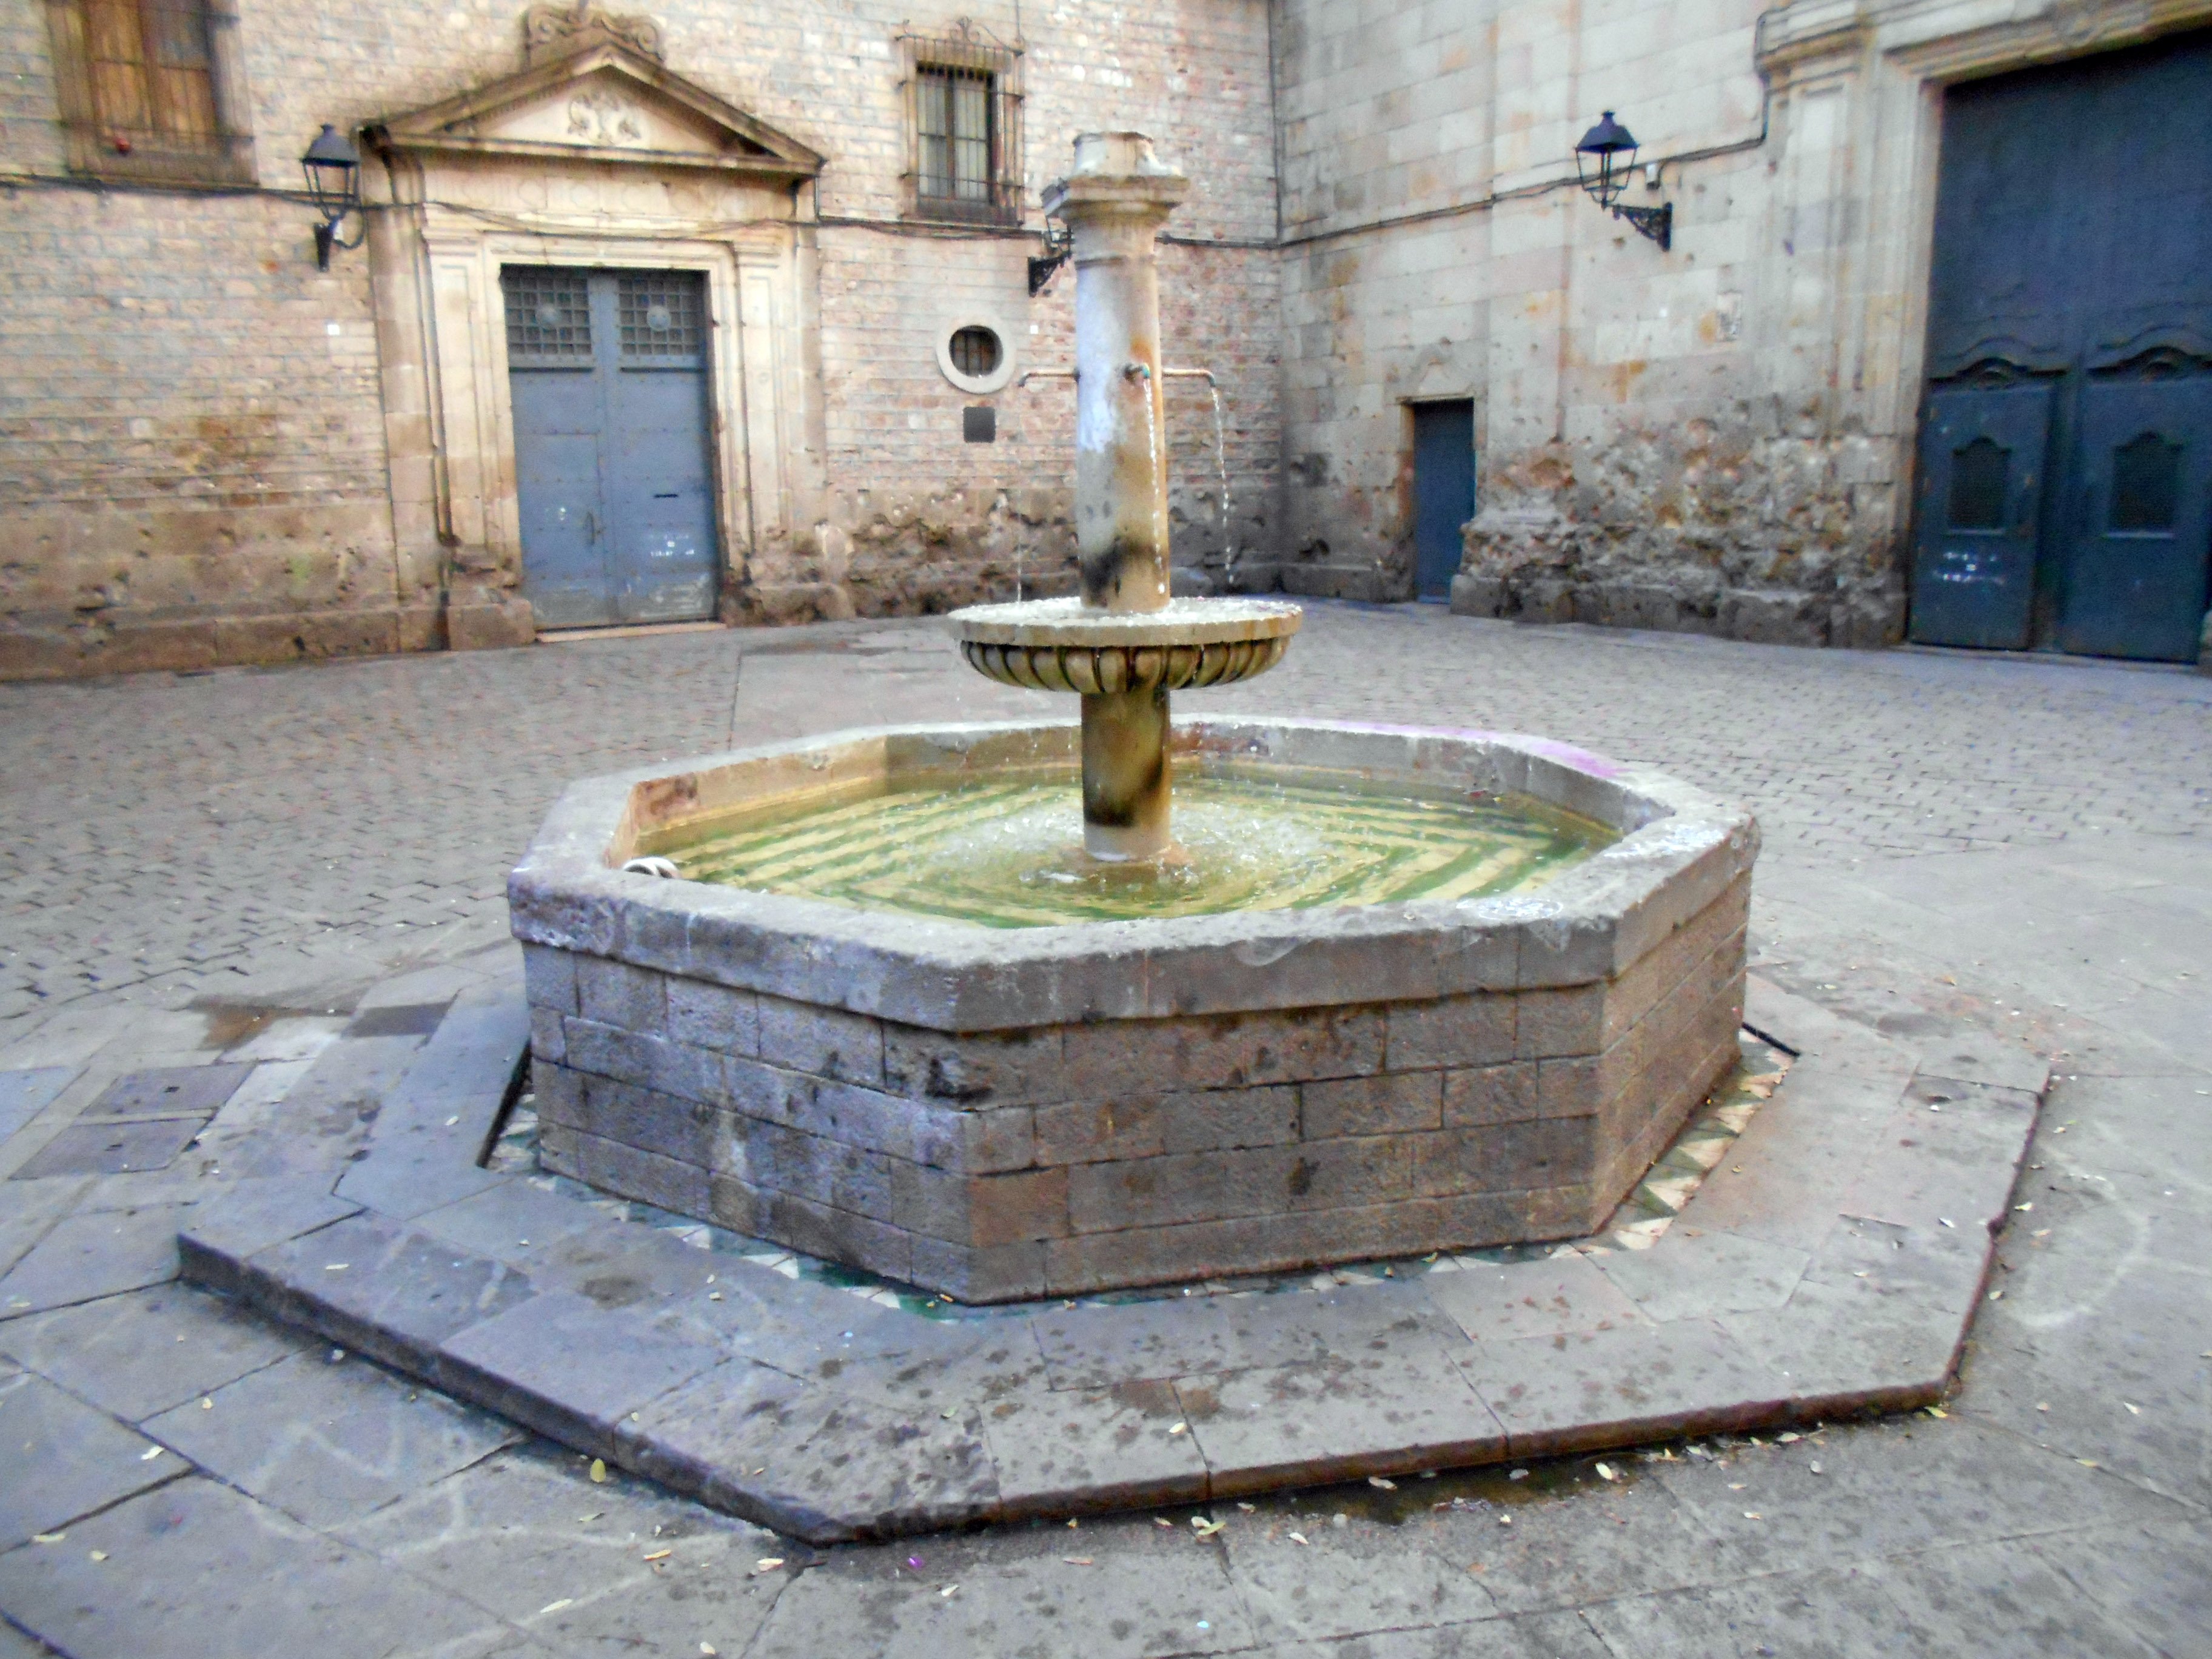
[1045,133,1189,861]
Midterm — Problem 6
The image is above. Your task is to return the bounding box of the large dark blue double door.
[503,267,720,629]
[1911,31,2212,661]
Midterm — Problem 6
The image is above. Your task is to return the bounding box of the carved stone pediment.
[367,39,824,181]
[523,2,663,65]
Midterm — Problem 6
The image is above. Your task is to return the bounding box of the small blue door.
[1411,400,1475,600]
[503,267,719,629]
[2057,378,2212,660]
[1908,383,2051,649]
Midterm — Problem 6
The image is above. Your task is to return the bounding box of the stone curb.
[176,971,2046,1545]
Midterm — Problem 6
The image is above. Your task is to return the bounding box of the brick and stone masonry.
[521,872,1745,1301]
[503,718,1758,1304]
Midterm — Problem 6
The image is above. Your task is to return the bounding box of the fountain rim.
[508,716,1759,1034]
[947,594,1302,649]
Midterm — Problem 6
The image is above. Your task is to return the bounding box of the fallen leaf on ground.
[30,1535,62,1545]
[939,1585,959,1599]
[1191,1518,1224,1539]
[2123,1403,2141,1415]
[89,1551,108,1563]
[139,1446,164,1461]
[1368,1476,1396,1489]
[644,1549,672,1562]
[1595,1463,1617,1482]
[540,1599,574,1614]
[754,1558,783,1574]
[1167,1422,1187,1435]
[1062,1557,1093,1566]
[589,1459,608,1483]
[1287,1532,1308,1546]
[1154,1518,1173,1528]
[1743,1512,1763,1520]
[1496,1515,1512,1527]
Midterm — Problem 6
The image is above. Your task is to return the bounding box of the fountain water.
[948,133,1300,863]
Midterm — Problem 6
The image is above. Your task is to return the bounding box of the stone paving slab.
[174,964,2049,1543]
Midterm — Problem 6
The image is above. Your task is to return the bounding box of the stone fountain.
[506,134,1758,1304]
[948,132,1301,862]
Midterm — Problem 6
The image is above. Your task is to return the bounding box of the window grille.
[46,0,253,182]
[900,24,1022,226]
[502,268,594,364]
[618,272,705,361]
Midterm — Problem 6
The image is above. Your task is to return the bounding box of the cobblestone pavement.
[1,606,2208,1657]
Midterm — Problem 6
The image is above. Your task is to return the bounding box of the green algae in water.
[655,768,1614,929]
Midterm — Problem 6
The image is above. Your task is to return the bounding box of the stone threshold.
[175,971,2046,1544]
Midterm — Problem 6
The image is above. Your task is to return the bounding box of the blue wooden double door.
[1911,30,2212,662]
[503,267,720,629]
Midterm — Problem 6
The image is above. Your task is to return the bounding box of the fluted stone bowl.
[951,595,1301,694]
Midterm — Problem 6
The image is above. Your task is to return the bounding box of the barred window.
[45,0,253,183]
[900,25,1021,226]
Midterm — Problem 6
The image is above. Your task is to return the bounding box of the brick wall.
[0,0,1279,675]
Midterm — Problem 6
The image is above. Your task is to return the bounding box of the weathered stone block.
[521,945,578,1016]
[1301,1071,1443,1138]
[1386,994,1514,1071]
[666,978,761,1057]
[575,958,667,1034]
[575,1132,709,1218]
[562,1019,725,1107]
[758,994,883,1085]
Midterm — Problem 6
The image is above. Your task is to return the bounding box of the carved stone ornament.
[523,2,665,65]
[565,82,645,146]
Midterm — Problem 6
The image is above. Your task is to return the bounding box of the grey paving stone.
[0,1368,176,1547]
[1717,1279,1960,1414]
[1185,1336,1507,1497]
[2031,1516,2212,1658]
[0,1477,508,1659]
[744,1531,1256,1658]
[1425,1253,1651,1345]
[1033,1296,1245,1390]
[1268,1608,1617,1657]
[0,1283,303,1421]
[0,1177,88,1282]
[1415,1464,1754,1617]
[1575,1566,1916,1658]
[1453,1319,1786,1456]
[0,1068,73,1142]
[346,1000,452,1039]
[1590,1230,1811,1323]
[0,1204,185,1318]
[411,1179,612,1267]
[1647,1416,2188,1569]
[173,1175,361,1295]
[10,1114,209,1179]
[208,1031,427,1181]
[1220,1509,1500,1642]
[620,1358,997,1541]
[81,1064,253,1119]
[1868,1534,2163,1656]
[0,1618,60,1657]
[1960,1193,2212,1505]
[434,1288,729,1458]
[985,1378,1209,1517]
[141,1349,520,1528]
[240,1213,535,1372]
[814,1303,1052,1412]
[337,1442,789,1657]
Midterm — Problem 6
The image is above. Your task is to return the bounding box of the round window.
[949,325,1002,378]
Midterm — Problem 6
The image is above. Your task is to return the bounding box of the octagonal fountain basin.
[508,717,1759,1302]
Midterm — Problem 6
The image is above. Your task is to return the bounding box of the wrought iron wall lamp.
[1575,112,1671,250]
[301,124,366,270]
[1028,218,1071,297]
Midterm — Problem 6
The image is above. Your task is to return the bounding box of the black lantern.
[301,123,365,270]
[1027,218,1072,297]
[1575,111,1671,250]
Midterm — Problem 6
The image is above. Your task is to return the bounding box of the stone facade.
[0,0,1279,675]
[8,0,2202,675]
[1272,0,2212,643]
